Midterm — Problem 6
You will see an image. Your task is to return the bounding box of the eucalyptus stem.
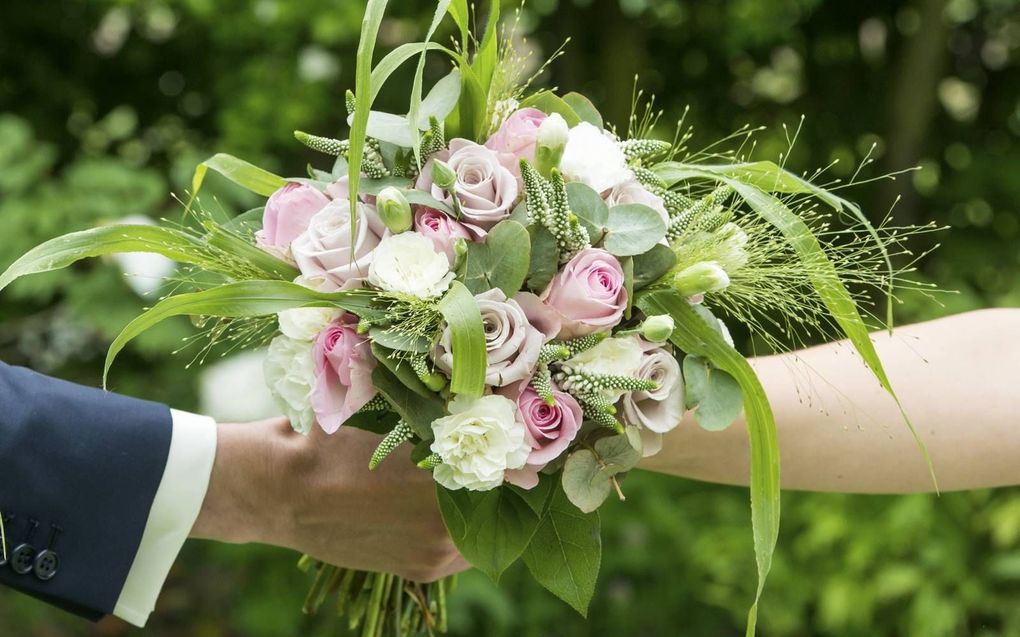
[302,564,337,614]
[361,572,390,637]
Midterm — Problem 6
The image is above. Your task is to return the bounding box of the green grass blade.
[637,289,779,637]
[189,153,288,205]
[474,0,501,91]
[437,280,486,397]
[204,225,299,280]
[104,281,370,387]
[409,0,453,168]
[348,0,390,252]
[0,225,214,293]
[370,42,463,103]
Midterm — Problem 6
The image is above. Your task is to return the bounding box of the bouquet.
[0,0,935,634]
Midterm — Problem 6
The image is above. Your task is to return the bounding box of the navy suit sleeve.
[0,361,173,621]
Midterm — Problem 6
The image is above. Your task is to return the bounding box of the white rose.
[562,335,644,402]
[560,122,631,193]
[604,177,669,227]
[430,394,531,491]
[292,198,386,291]
[368,232,454,298]
[263,335,317,434]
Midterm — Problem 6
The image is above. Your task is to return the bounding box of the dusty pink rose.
[256,183,330,258]
[485,108,547,166]
[542,248,628,338]
[416,139,518,229]
[503,381,583,489]
[620,341,685,456]
[292,199,387,291]
[605,178,670,228]
[414,208,472,263]
[311,314,377,434]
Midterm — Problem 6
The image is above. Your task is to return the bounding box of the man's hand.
[190,418,468,582]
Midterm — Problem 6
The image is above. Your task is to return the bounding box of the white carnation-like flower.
[368,232,454,298]
[560,122,631,193]
[430,394,531,491]
[277,307,340,340]
[564,335,644,401]
[263,335,318,434]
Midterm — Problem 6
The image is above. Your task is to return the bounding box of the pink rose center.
[587,266,620,299]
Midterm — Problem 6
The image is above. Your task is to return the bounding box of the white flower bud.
[672,261,731,298]
[376,186,413,233]
[535,113,569,177]
[431,159,457,190]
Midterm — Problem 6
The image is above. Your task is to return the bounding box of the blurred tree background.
[1,0,1019,635]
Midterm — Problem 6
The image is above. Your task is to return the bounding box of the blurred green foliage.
[1,0,1018,635]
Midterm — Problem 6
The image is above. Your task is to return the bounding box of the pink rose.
[292,199,387,291]
[256,183,330,258]
[620,341,685,455]
[414,208,472,263]
[416,139,519,229]
[485,108,547,166]
[503,381,583,489]
[542,248,628,338]
[605,178,670,228]
[310,314,377,434]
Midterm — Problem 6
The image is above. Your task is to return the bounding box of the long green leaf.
[653,160,895,327]
[205,225,300,280]
[437,281,486,397]
[409,0,453,167]
[370,42,460,103]
[371,364,446,439]
[190,153,287,201]
[104,281,371,387]
[474,0,501,91]
[0,225,211,294]
[348,0,390,250]
[637,289,779,637]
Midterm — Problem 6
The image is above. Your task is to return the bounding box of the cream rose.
[416,138,519,229]
[367,232,454,298]
[292,199,386,291]
[604,177,669,227]
[430,394,531,491]
[620,346,685,436]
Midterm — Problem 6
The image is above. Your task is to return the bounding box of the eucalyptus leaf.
[562,92,603,128]
[437,281,487,397]
[683,355,744,431]
[437,485,541,582]
[522,484,601,617]
[519,91,582,127]
[603,204,667,256]
[464,220,531,297]
[592,434,642,476]
[565,181,609,241]
[561,450,612,514]
[526,225,559,293]
[632,243,677,289]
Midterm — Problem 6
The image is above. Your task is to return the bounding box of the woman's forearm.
[641,308,1020,493]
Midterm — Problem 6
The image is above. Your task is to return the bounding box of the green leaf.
[408,0,454,165]
[632,243,677,290]
[526,224,559,293]
[437,281,487,397]
[204,224,300,280]
[637,289,778,637]
[416,69,461,128]
[104,282,372,387]
[369,327,430,353]
[348,0,391,248]
[522,484,601,617]
[602,204,667,257]
[565,182,609,241]
[464,220,531,296]
[371,363,445,439]
[508,473,555,516]
[561,450,611,513]
[562,92,603,128]
[189,153,287,201]
[473,0,501,91]
[343,409,400,436]
[370,341,435,398]
[437,485,541,582]
[683,355,744,431]
[0,225,204,294]
[360,177,454,215]
[592,434,642,476]
[221,207,265,234]
[519,91,582,127]
[448,61,488,142]
[370,42,461,104]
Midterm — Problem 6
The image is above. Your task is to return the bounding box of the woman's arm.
[641,308,1020,493]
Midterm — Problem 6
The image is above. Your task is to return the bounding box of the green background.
[2,0,1019,635]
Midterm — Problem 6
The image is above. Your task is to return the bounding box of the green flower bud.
[535,113,569,177]
[376,186,413,233]
[451,237,469,272]
[431,159,457,190]
[640,314,675,343]
[673,261,731,298]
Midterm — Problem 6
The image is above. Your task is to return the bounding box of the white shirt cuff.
[113,409,217,627]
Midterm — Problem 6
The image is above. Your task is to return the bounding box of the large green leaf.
[631,243,677,290]
[204,224,300,280]
[371,364,446,439]
[653,160,895,326]
[103,281,371,387]
[437,485,540,582]
[190,153,287,200]
[519,91,582,127]
[369,341,435,399]
[473,0,501,91]
[348,0,391,245]
[0,225,208,294]
[602,204,667,256]
[463,220,531,296]
[437,281,487,397]
[370,42,461,104]
[521,484,601,617]
[683,354,744,431]
[636,289,779,637]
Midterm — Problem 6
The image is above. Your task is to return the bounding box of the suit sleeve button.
[10,544,36,575]
[33,550,59,581]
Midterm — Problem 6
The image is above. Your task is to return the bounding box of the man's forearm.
[641,308,1020,493]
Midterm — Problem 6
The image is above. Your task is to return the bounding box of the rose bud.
[640,315,675,343]
[431,159,457,191]
[376,186,413,233]
[672,261,731,298]
[535,112,569,177]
